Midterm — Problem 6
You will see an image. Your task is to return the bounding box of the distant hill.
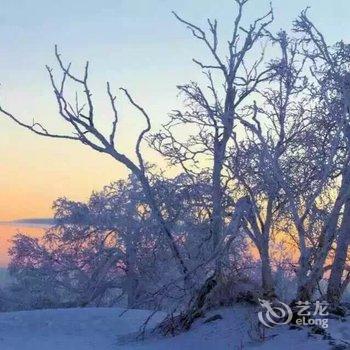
[0,218,55,226]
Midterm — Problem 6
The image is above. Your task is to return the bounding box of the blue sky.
[0,0,348,127]
[1,0,348,112]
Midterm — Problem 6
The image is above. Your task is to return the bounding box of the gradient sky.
[0,0,349,221]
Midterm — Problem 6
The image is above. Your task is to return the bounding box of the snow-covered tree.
[2,0,350,331]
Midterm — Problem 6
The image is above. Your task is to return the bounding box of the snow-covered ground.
[0,305,348,350]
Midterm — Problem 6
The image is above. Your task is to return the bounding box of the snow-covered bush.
[4,174,252,311]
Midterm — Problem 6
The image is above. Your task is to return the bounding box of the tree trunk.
[125,237,139,308]
[211,85,235,274]
[296,168,350,301]
[156,273,218,335]
[212,151,224,272]
[327,198,350,305]
[260,244,275,297]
